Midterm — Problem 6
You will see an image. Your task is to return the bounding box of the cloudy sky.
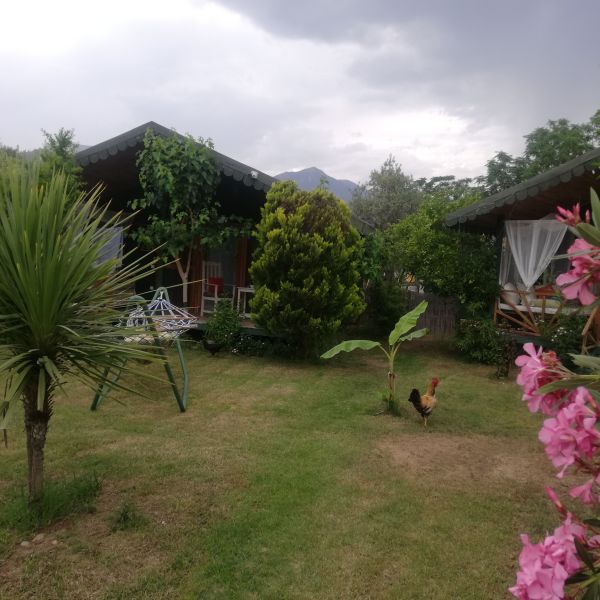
[1,0,599,182]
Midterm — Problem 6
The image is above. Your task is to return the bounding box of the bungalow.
[78,121,371,319]
[445,148,600,348]
[76,121,277,317]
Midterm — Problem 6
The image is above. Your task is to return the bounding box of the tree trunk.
[181,273,189,306]
[175,248,193,307]
[23,381,50,503]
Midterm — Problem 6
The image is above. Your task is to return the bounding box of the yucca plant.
[0,163,160,502]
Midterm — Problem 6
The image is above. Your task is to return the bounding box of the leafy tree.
[350,155,422,229]
[414,174,480,201]
[388,194,498,317]
[39,127,83,191]
[0,163,158,502]
[250,180,365,356]
[130,130,243,305]
[483,150,522,194]
[521,116,598,178]
[359,230,408,331]
[482,110,600,194]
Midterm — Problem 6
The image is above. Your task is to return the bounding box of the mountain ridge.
[275,166,358,203]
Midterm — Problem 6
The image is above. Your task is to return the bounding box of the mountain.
[275,167,358,203]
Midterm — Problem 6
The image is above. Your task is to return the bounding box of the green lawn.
[0,341,560,599]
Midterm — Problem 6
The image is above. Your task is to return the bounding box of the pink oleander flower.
[556,238,600,306]
[538,388,600,477]
[570,471,600,506]
[570,478,595,505]
[556,203,590,227]
[545,486,567,516]
[509,515,584,599]
[515,344,568,415]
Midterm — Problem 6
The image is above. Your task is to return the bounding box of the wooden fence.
[405,289,457,337]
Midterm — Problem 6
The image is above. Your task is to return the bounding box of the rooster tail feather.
[408,388,420,406]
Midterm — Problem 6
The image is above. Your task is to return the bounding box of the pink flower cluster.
[515,345,600,484]
[510,202,600,598]
[515,343,569,415]
[509,515,584,600]
[556,238,600,306]
[539,388,600,477]
[556,203,590,227]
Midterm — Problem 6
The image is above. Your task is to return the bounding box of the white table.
[236,286,255,318]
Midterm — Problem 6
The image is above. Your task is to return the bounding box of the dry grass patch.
[375,433,553,489]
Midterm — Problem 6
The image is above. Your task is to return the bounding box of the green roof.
[446,147,600,231]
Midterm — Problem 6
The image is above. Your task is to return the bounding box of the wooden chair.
[582,306,600,354]
[200,261,235,316]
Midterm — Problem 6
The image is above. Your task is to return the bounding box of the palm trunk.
[23,380,50,503]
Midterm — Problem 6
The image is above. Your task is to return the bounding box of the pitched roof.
[445,147,600,230]
[75,121,276,192]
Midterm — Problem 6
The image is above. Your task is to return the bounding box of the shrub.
[455,318,519,377]
[204,301,241,348]
[250,181,365,356]
[455,319,502,365]
[539,313,588,368]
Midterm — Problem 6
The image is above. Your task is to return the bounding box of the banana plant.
[321,301,428,414]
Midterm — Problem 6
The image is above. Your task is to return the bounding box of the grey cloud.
[2,1,599,186]
[214,0,600,141]
[211,0,576,44]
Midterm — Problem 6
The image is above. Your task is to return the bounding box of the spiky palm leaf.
[0,163,160,500]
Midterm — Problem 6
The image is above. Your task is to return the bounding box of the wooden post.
[235,237,248,288]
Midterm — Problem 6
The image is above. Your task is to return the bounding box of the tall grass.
[0,473,101,534]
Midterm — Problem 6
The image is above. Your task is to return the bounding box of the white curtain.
[502,221,567,290]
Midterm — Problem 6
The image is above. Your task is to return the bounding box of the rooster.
[408,378,439,427]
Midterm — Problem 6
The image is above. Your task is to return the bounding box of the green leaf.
[566,571,591,585]
[4,368,30,405]
[583,518,600,528]
[398,328,429,342]
[572,354,600,371]
[582,581,600,600]
[389,301,428,346]
[576,223,600,247]
[538,377,596,394]
[591,188,600,228]
[576,538,596,573]
[320,340,381,359]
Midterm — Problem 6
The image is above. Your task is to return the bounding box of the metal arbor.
[91,288,196,412]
